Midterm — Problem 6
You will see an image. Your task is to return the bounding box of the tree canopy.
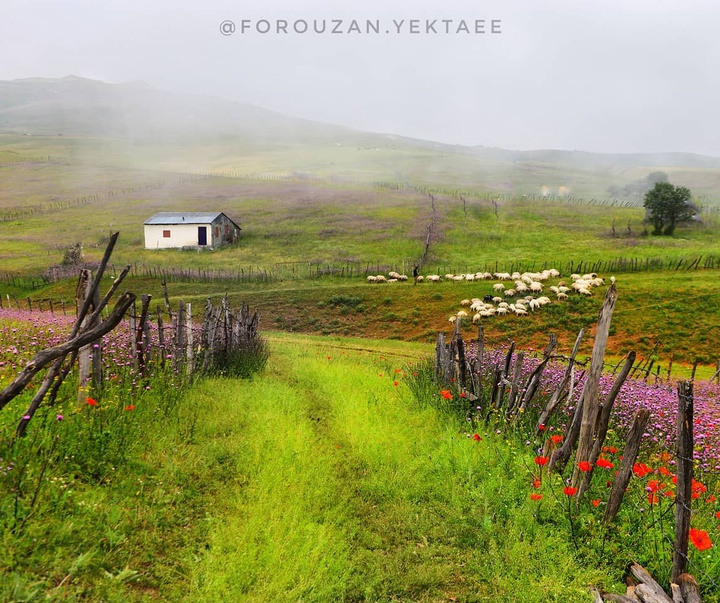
[643,182,696,235]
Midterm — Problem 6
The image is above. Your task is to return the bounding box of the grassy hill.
[2,76,720,200]
[1,76,719,368]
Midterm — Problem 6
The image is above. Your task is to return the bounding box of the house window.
[225,224,229,234]
[163,230,171,238]
[215,227,219,237]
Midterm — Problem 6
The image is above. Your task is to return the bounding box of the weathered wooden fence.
[434,285,705,601]
[0,234,268,437]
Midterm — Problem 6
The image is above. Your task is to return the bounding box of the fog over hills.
[2,75,720,171]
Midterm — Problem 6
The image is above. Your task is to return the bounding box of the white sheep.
[367,275,377,282]
[530,281,543,292]
[556,292,569,300]
[416,275,424,282]
[460,299,471,306]
[496,307,509,315]
[493,283,506,292]
[504,288,517,297]
[375,275,387,283]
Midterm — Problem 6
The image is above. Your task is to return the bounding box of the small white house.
[144,212,241,250]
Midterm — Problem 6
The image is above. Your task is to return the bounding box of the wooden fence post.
[672,381,694,583]
[573,284,617,489]
[578,350,636,500]
[603,408,650,523]
[76,269,96,404]
[185,302,194,377]
[536,329,584,434]
[135,294,152,376]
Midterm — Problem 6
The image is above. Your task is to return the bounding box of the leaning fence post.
[603,408,650,523]
[185,302,194,378]
[573,283,617,489]
[76,269,96,404]
[672,380,694,583]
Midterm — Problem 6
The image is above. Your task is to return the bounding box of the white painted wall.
[144,223,212,249]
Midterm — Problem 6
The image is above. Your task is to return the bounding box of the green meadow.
[2,126,720,601]
[1,144,718,367]
[1,334,619,602]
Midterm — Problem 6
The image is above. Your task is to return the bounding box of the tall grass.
[186,337,617,602]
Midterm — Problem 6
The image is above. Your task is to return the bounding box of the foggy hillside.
[2,75,720,170]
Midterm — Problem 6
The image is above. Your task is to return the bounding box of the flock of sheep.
[448,270,611,323]
[365,267,612,323]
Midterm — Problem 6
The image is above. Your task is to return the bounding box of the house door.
[198,226,207,246]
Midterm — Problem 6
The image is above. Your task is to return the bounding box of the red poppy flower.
[459,392,467,398]
[393,381,399,386]
[647,479,661,493]
[125,405,135,411]
[659,452,672,462]
[530,493,543,501]
[440,390,453,400]
[472,433,481,441]
[395,368,402,373]
[534,456,549,466]
[563,486,578,496]
[591,499,601,507]
[689,528,713,551]
[633,463,652,478]
[550,435,563,444]
[692,479,707,495]
[648,492,659,505]
[706,495,716,504]
[532,478,541,489]
[596,458,614,470]
[659,466,671,476]
[715,511,720,520]
[538,424,546,432]
[577,461,593,472]
[86,397,98,406]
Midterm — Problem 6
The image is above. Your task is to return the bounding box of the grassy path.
[181,336,611,602]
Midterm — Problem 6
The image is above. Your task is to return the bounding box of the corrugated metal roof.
[144,212,225,225]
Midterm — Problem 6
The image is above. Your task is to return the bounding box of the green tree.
[643,182,695,235]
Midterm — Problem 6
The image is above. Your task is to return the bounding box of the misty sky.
[2,0,720,156]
